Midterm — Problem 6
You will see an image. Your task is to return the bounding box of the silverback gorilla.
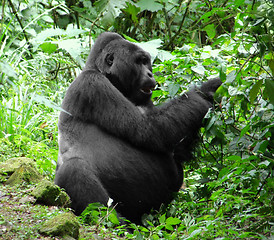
[54,32,222,224]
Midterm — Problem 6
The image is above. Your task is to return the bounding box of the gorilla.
[54,32,222,224]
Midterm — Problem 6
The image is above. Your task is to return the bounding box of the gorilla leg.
[54,158,109,215]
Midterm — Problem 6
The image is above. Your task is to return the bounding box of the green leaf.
[159,214,166,224]
[39,42,57,54]
[239,124,250,140]
[95,0,127,27]
[203,24,216,39]
[258,160,270,167]
[226,155,242,161]
[168,83,180,97]
[137,0,162,12]
[165,224,174,231]
[124,2,140,23]
[205,115,216,130]
[249,80,263,102]
[254,140,269,153]
[165,217,181,225]
[185,229,202,240]
[234,0,245,7]
[136,39,162,62]
[152,90,164,98]
[268,56,274,75]
[219,63,226,81]
[191,65,206,75]
[200,11,214,22]
[0,61,17,78]
[57,39,82,60]
[108,212,120,225]
[218,166,230,179]
[157,50,175,62]
[226,70,236,83]
[32,28,65,44]
[32,94,63,111]
[265,79,274,105]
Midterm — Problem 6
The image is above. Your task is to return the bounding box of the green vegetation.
[0,0,273,239]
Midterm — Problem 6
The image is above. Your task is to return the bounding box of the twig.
[163,6,172,48]
[167,0,192,50]
[175,0,192,37]
[201,139,217,161]
[98,203,119,226]
[255,171,271,199]
[7,0,30,47]
[88,11,105,48]
[236,52,258,77]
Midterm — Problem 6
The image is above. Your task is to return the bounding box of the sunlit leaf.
[226,70,237,83]
[191,65,205,75]
[159,214,166,224]
[39,42,57,54]
[57,39,82,60]
[166,217,181,225]
[95,0,127,27]
[0,61,17,78]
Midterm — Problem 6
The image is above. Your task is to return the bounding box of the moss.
[32,179,71,208]
[0,157,35,182]
[39,212,80,239]
[5,163,43,186]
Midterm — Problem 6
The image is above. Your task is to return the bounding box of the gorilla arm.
[61,70,221,153]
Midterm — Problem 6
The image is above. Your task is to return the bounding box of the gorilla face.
[97,39,156,106]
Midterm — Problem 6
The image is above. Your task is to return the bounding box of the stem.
[0,0,6,42]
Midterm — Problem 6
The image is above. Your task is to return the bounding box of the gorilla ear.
[106,53,114,66]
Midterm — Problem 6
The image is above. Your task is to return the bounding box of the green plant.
[80,201,120,228]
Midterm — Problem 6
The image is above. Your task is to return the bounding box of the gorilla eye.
[106,53,114,66]
[136,55,149,65]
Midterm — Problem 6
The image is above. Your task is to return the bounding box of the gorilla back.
[55,32,222,224]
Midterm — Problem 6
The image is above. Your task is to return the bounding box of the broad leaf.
[137,0,162,12]
[249,80,263,102]
[39,42,57,54]
[166,217,181,225]
[57,39,82,60]
[191,65,205,75]
[95,0,128,28]
[226,70,236,83]
[203,24,216,39]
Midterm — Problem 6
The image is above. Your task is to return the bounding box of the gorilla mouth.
[140,86,154,95]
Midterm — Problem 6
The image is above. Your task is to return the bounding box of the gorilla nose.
[147,71,153,78]
[147,71,156,86]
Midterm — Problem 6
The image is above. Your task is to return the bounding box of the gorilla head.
[84,32,156,106]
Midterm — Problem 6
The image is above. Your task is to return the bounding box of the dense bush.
[0,0,273,238]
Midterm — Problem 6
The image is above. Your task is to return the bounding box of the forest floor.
[0,184,124,240]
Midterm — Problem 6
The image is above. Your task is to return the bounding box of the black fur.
[54,32,222,224]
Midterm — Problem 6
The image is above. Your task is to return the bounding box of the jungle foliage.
[0,0,273,239]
